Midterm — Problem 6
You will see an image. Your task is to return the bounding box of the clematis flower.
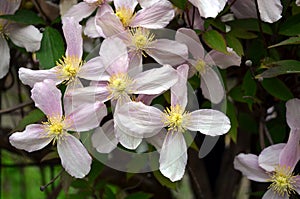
[229,0,282,23]
[234,143,300,198]
[115,64,231,181]
[68,37,179,149]
[175,28,241,104]
[297,0,300,6]
[18,17,105,90]
[9,79,107,178]
[0,0,42,79]
[188,0,227,18]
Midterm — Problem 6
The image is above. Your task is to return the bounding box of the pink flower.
[9,79,107,178]
[188,0,227,18]
[234,144,300,198]
[115,64,231,181]
[175,28,241,103]
[0,0,42,78]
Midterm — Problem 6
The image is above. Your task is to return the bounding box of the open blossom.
[188,0,227,18]
[9,79,107,178]
[0,0,42,79]
[18,17,105,90]
[229,0,282,23]
[234,144,300,198]
[115,64,231,181]
[175,28,241,104]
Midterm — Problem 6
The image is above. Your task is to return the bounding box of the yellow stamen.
[56,56,82,83]
[162,104,190,133]
[130,28,155,57]
[115,7,134,27]
[92,0,105,6]
[43,116,66,144]
[107,73,134,100]
[194,59,206,74]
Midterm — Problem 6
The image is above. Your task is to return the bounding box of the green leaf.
[103,186,116,199]
[279,14,300,36]
[228,28,257,39]
[15,109,45,131]
[269,37,300,48]
[169,0,187,9]
[36,27,65,69]
[256,60,300,78]
[202,30,227,54]
[205,18,226,32]
[261,78,294,101]
[226,34,244,56]
[125,192,153,199]
[226,101,238,143]
[228,19,272,35]
[0,9,45,25]
[153,170,177,189]
[242,71,257,110]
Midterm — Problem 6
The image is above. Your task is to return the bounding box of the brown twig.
[0,101,33,115]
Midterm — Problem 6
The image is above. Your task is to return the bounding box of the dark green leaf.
[256,60,300,78]
[242,70,257,110]
[0,9,45,25]
[227,19,272,35]
[269,37,300,48]
[125,192,153,199]
[279,14,300,36]
[169,0,187,9]
[202,30,227,53]
[226,34,244,56]
[15,109,45,131]
[205,18,226,32]
[103,186,116,199]
[226,101,238,143]
[153,170,177,189]
[228,28,257,39]
[36,27,65,69]
[261,78,294,101]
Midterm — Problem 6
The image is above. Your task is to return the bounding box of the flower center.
[56,56,82,83]
[130,28,155,56]
[44,116,66,143]
[107,73,134,100]
[115,7,134,27]
[162,104,190,133]
[268,166,297,197]
[194,59,206,74]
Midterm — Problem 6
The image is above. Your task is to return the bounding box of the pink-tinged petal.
[63,78,84,116]
[230,0,257,20]
[0,0,21,14]
[57,134,92,178]
[63,2,96,22]
[297,0,300,6]
[159,132,187,182]
[132,65,178,95]
[31,79,62,117]
[100,37,129,75]
[147,39,188,66]
[295,176,300,195]
[186,109,230,136]
[67,86,111,104]
[7,24,42,52]
[115,101,164,138]
[175,28,204,60]
[286,98,300,129]
[78,56,108,81]
[84,16,104,38]
[95,11,125,37]
[9,124,52,152]
[18,67,62,87]
[206,47,241,69]
[184,8,204,30]
[115,124,142,149]
[62,17,83,58]
[258,143,285,172]
[279,130,300,169]
[130,1,174,29]
[200,66,225,104]
[91,120,118,153]
[138,0,160,8]
[189,0,227,18]
[234,153,269,182]
[257,0,282,23]
[171,64,189,109]
[114,0,138,12]
[146,129,166,152]
[66,102,107,132]
[136,94,158,105]
[0,37,10,79]
[262,189,286,199]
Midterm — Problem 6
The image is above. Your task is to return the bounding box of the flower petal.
[66,102,107,132]
[186,109,230,136]
[206,48,241,69]
[9,124,52,152]
[0,0,21,14]
[57,134,92,178]
[234,153,269,182]
[114,0,138,12]
[91,120,118,153]
[159,132,187,182]
[230,0,257,20]
[115,124,142,149]
[115,101,164,138]
[132,65,178,95]
[262,189,286,199]
[171,64,189,109]
[0,37,10,79]
[7,24,42,52]
[146,129,167,152]
[258,143,285,172]
[31,79,62,117]
[257,0,282,23]
[18,67,62,87]
[63,2,96,22]
[62,17,83,58]
[95,10,125,37]
[189,0,227,18]
[286,98,300,129]
[200,66,225,104]
[147,39,188,66]
[78,56,108,81]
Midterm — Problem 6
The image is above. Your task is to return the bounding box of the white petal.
[7,24,42,52]
[257,0,282,23]
[186,109,230,136]
[146,129,167,152]
[258,143,285,172]
[159,132,187,182]
[189,0,227,18]
[262,189,286,199]
[84,16,104,38]
[0,37,10,79]
[286,98,300,129]
[78,56,108,81]
[206,48,241,69]
[115,124,142,150]
[66,86,110,104]
[114,0,137,12]
[171,64,189,109]
[95,12,125,37]
[0,0,21,14]
[63,2,96,22]
[234,153,269,182]
[57,134,92,178]
[9,124,52,152]
[132,65,178,95]
[31,79,63,117]
[230,0,257,20]
[91,120,118,153]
